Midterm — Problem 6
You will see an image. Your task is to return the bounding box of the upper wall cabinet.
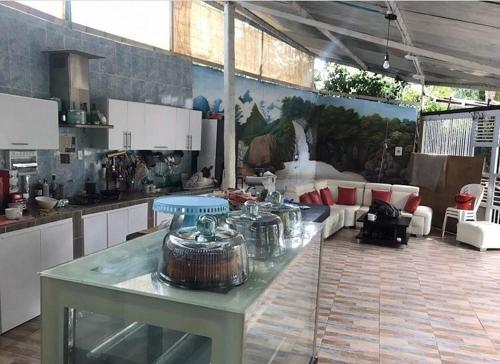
[107,99,201,151]
[0,93,58,150]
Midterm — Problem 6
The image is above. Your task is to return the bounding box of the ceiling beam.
[385,1,424,80]
[240,2,500,77]
[290,2,367,70]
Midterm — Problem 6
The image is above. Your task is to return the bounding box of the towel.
[409,153,447,191]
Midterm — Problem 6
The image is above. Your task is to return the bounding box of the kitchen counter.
[0,187,218,235]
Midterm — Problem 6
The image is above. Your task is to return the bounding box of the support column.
[223,1,236,189]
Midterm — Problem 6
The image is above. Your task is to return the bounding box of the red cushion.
[309,190,323,205]
[320,187,334,206]
[371,189,392,204]
[455,193,474,210]
[337,186,356,205]
[404,193,421,213]
[299,193,312,204]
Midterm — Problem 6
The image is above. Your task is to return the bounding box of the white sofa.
[457,221,500,251]
[284,179,433,238]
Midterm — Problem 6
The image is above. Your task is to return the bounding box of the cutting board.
[0,215,35,227]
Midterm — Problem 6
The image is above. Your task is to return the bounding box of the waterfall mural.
[192,65,418,184]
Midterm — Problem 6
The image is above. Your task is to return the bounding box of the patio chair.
[441,184,484,238]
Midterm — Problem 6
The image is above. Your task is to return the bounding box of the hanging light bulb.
[382,11,397,70]
[383,54,390,69]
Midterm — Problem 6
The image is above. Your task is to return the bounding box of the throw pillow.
[309,190,323,205]
[455,193,474,210]
[320,187,335,206]
[337,186,356,205]
[372,189,392,204]
[300,193,312,204]
[404,193,421,213]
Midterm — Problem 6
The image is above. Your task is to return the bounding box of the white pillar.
[223,1,236,189]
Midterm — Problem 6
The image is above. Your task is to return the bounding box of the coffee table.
[356,213,411,246]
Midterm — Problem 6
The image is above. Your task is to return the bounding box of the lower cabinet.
[83,203,148,254]
[0,219,73,333]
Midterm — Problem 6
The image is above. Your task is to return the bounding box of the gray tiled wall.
[0,4,192,104]
[0,4,194,197]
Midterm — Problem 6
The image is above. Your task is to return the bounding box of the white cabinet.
[0,219,73,333]
[127,102,146,150]
[83,203,148,253]
[83,212,108,255]
[145,104,177,150]
[0,229,41,333]
[107,209,129,247]
[107,99,202,151]
[175,109,202,151]
[41,219,74,270]
[0,93,58,150]
[128,203,148,234]
[108,99,128,150]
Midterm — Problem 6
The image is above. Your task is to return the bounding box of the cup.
[5,207,22,220]
[367,213,377,222]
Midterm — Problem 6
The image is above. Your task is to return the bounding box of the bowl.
[35,196,58,209]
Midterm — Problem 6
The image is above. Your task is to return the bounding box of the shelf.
[59,123,114,129]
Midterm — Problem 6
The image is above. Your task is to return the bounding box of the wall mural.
[192,65,417,184]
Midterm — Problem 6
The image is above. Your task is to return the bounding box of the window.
[16,0,64,18]
[173,0,313,88]
[71,1,171,50]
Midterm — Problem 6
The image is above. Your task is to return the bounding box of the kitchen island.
[41,222,324,364]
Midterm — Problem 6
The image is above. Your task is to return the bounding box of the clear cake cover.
[226,201,285,260]
[260,191,303,239]
[158,214,249,291]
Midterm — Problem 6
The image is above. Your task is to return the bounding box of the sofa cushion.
[391,185,420,210]
[332,204,361,227]
[320,187,334,206]
[404,193,421,213]
[325,180,365,206]
[372,189,392,204]
[338,186,356,205]
[300,193,312,204]
[363,183,391,206]
[309,190,323,205]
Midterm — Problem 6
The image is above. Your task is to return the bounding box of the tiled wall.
[0,4,194,197]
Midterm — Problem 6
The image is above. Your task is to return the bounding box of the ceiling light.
[383,11,397,70]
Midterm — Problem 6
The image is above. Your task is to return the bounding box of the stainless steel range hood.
[44,50,103,111]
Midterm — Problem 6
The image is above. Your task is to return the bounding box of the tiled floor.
[2,230,500,363]
[317,229,500,364]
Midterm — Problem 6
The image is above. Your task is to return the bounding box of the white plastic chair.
[442,184,484,238]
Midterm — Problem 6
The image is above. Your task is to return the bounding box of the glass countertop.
[41,223,322,314]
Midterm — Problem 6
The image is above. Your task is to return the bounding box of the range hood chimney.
[44,50,103,112]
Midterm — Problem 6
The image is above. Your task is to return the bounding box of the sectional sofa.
[284,179,433,238]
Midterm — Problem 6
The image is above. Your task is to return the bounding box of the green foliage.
[320,64,406,100]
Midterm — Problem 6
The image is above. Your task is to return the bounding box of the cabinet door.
[128,203,148,234]
[175,108,191,150]
[0,93,58,150]
[40,219,74,270]
[83,213,108,255]
[127,102,146,150]
[189,110,202,151]
[108,99,128,150]
[0,230,41,333]
[107,209,129,247]
[144,104,176,150]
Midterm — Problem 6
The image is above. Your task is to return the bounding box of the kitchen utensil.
[226,201,285,260]
[157,214,248,291]
[35,196,58,209]
[67,109,87,124]
[260,191,303,240]
[5,207,22,220]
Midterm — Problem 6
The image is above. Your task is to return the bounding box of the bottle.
[42,179,49,197]
[35,179,43,197]
[49,174,57,198]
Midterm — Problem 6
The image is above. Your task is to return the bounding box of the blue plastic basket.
[153,196,229,227]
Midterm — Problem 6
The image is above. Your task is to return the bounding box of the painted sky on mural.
[192,65,417,122]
